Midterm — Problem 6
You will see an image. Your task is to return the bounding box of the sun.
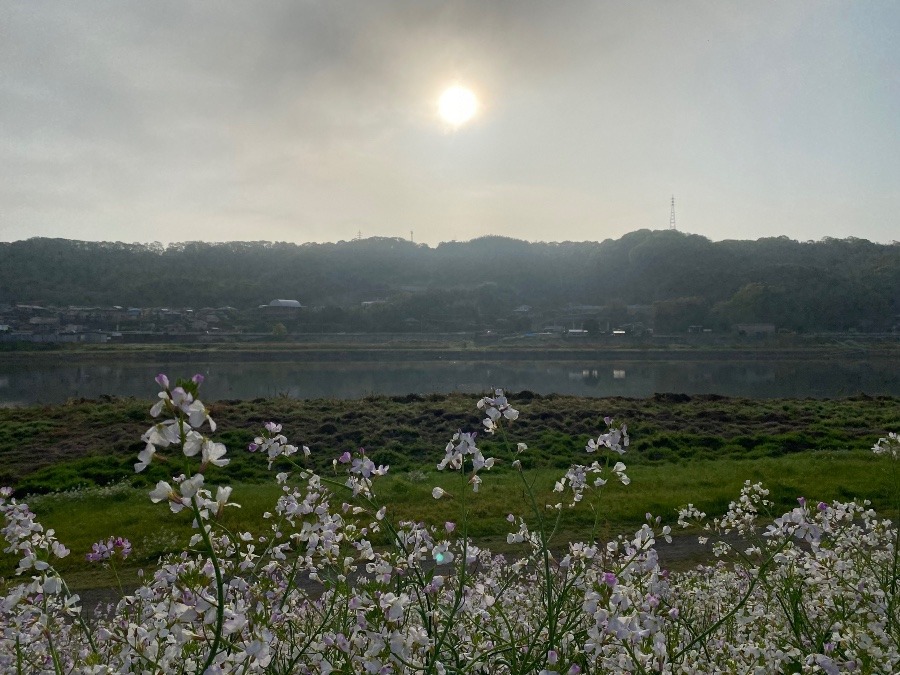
[438,85,478,128]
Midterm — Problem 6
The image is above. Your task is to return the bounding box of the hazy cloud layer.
[2,1,899,245]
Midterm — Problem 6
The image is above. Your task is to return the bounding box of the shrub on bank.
[1,375,898,673]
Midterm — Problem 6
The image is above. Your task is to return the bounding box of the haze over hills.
[0,229,897,334]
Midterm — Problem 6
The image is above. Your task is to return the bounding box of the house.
[736,323,776,336]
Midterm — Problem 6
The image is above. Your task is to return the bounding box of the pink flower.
[86,537,132,562]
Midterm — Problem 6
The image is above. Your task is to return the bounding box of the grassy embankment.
[1,391,897,589]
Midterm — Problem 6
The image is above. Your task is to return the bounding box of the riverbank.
[2,391,896,494]
[1,334,897,363]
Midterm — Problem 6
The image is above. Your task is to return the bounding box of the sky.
[2,1,899,246]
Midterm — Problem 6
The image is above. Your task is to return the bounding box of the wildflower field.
[1,375,899,673]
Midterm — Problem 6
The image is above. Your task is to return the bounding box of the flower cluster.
[85,536,132,563]
[873,431,900,459]
[0,377,897,675]
[553,418,630,507]
[136,374,221,473]
[249,421,310,469]
[338,447,389,497]
[477,388,519,434]
[432,390,518,497]
[586,418,628,455]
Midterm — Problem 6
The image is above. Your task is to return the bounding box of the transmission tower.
[669,195,677,231]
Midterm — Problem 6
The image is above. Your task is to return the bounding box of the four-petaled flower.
[86,536,132,562]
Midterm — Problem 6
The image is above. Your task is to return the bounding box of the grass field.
[4,448,892,590]
[2,391,896,493]
[1,391,896,590]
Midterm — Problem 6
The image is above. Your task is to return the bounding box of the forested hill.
[1,230,898,332]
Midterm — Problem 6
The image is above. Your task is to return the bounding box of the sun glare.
[438,85,478,128]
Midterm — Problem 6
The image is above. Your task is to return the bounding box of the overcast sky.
[2,1,899,246]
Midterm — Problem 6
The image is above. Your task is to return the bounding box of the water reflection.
[0,357,896,405]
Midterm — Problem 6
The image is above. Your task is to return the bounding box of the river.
[1,354,897,405]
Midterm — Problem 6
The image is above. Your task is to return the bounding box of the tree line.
[0,230,897,333]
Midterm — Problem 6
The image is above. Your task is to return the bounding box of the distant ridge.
[0,230,896,332]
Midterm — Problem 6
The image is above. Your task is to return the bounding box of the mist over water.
[1,358,896,406]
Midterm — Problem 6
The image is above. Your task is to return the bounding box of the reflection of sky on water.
[0,358,897,405]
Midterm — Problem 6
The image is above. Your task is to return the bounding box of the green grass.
[2,393,897,494]
[1,391,895,591]
[3,448,889,591]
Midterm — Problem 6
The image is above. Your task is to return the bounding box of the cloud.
[1,1,899,244]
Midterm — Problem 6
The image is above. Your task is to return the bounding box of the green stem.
[428,469,471,673]
[193,496,226,674]
[109,557,125,598]
[516,469,560,671]
[673,536,791,661]
[42,593,64,675]
[15,635,23,675]
[48,566,99,656]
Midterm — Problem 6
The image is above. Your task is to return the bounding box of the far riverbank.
[1,337,897,364]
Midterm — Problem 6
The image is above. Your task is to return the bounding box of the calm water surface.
[1,357,897,405]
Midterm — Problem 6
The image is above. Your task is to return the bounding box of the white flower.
[379,592,409,623]
[134,445,155,473]
[142,421,180,448]
[182,430,204,457]
[201,440,229,468]
[179,473,205,499]
[432,487,449,499]
[245,638,271,667]
[186,400,215,431]
[149,394,167,418]
[43,576,62,595]
[213,486,237,517]
[149,480,174,504]
[477,389,519,434]
[432,543,455,565]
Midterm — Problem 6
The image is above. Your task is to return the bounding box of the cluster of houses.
[0,303,247,343]
[0,299,792,345]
